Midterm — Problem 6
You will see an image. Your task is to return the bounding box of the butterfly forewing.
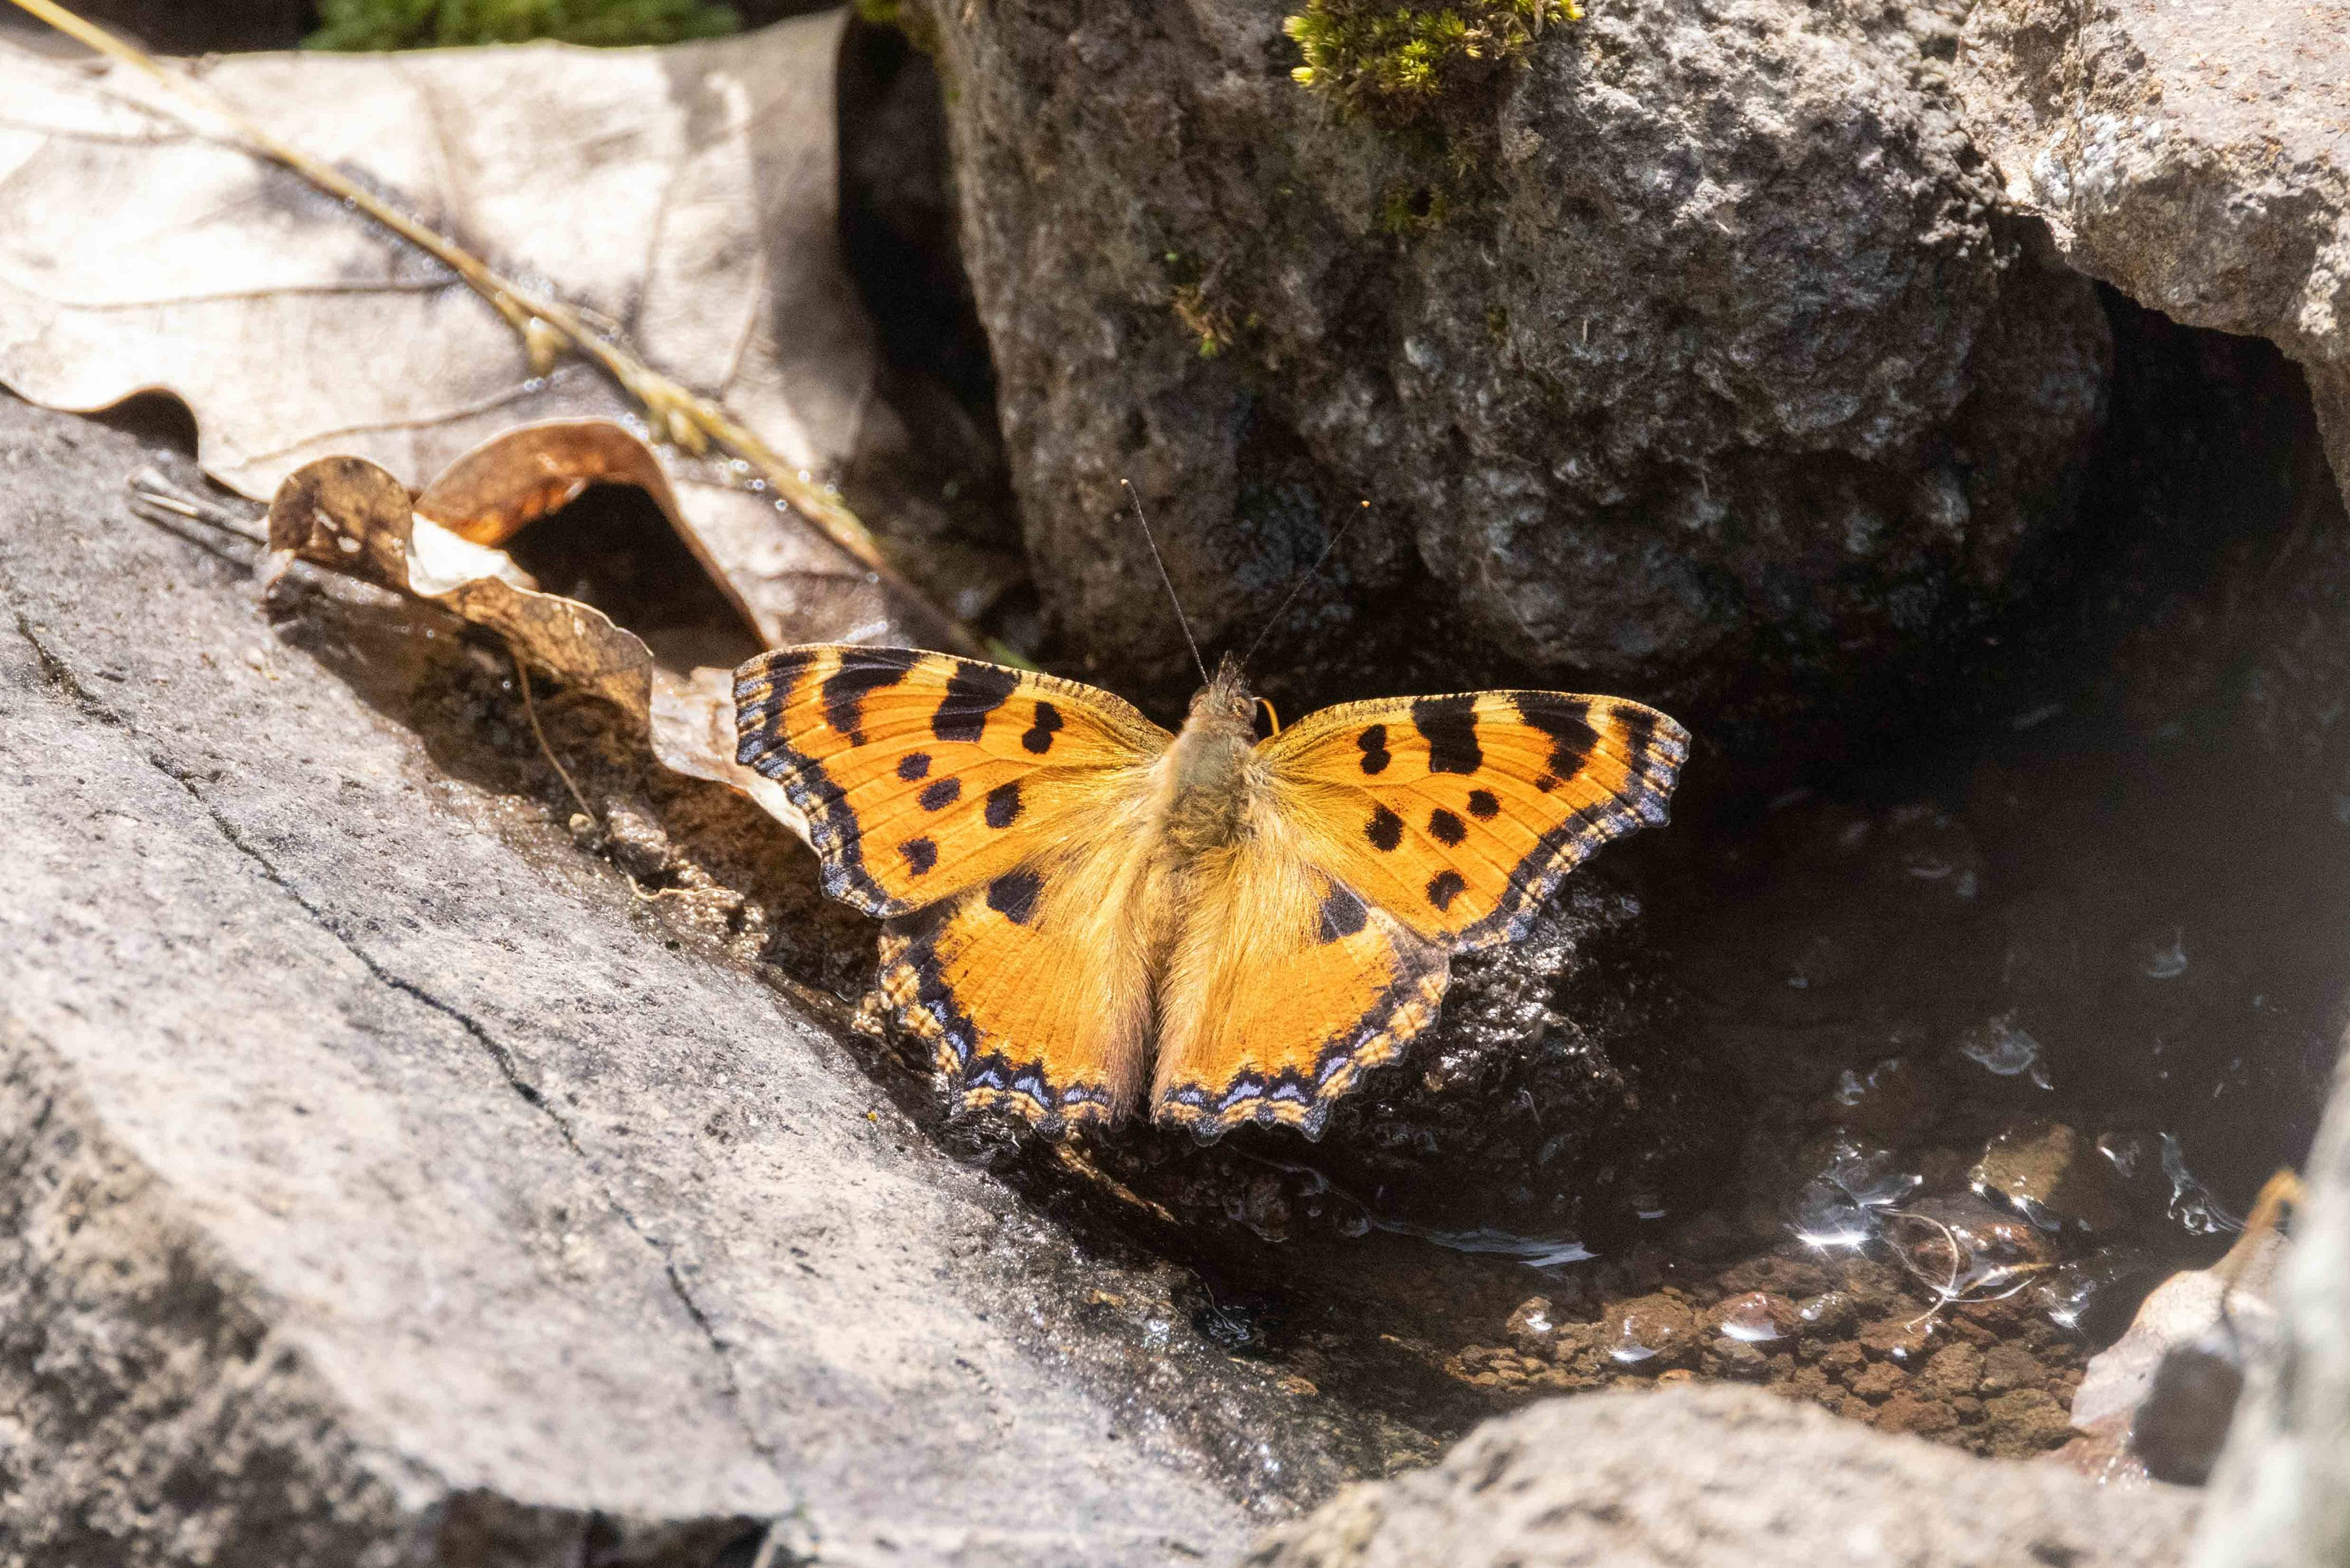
[733,645,1170,916]
[1260,690,1690,952]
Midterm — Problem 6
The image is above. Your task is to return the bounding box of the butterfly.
[733,646,1689,1140]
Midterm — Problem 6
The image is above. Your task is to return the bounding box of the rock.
[1504,1296,1562,1359]
[1984,1388,2076,1455]
[0,394,1286,1564]
[1243,1384,2201,1568]
[1954,0,2350,504]
[2070,1229,2283,1445]
[1601,1294,1700,1369]
[1824,1056,1938,1145]
[1707,1291,1798,1346]
[902,0,2110,752]
[1971,1119,2126,1231]
[1922,1343,1986,1398]
[2193,1044,2350,1568]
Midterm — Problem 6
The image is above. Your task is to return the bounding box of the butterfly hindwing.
[879,829,1170,1130]
[1150,817,1448,1137]
[1260,690,1691,953]
[733,645,1170,916]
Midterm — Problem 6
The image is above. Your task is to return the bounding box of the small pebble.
[1971,1119,2125,1231]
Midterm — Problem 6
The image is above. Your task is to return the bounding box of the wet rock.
[1922,1343,1986,1399]
[1602,1295,1698,1369]
[1825,1057,1938,1146]
[1283,879,1717,1238]
[1707,1291,1798,1346]
[1787,1134,1924,1247]
[1887,1192,2059,1301]
[1504,1296,1561,1360]
[1972,1119,2126,1231]
[1795,1290,1861,1340]
[1954,0,2350,504]
[1980,1342,2049,1397]
[904,0,2109,753]
[1851,1360,1910,1402]
[2133,1337,2248,1487]
[1244,1385,2202,1568]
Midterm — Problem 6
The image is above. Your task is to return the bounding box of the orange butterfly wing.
[1148,689,1689,1137]
[1263,690,1690,949]
[1150,823,1448,1138]
[735,646,1172,1127]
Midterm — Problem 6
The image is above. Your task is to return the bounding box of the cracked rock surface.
[0,391,1255,1566]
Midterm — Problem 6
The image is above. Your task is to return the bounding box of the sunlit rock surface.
[1245,1383,2201,1568]
[1954,0,2350,504]
[0,392,1282,1567]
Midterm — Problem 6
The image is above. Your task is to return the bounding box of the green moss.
[1379,181,1451,234]
[306,0,739,50]
[852,0,941,56]
[1282,0,1578,124]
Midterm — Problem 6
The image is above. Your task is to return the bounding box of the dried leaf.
[2061,1222,2287,1485]
[0,13,937,648]
[267,445,806,839]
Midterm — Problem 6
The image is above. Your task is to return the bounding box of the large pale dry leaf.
[0,12,928,647]
[267,445,807,840]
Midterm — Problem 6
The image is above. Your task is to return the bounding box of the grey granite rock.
[906,0,2110,749]
[1954,0,2350,505]
[1244,1383,2202,1568]
[0,392,1273,1565]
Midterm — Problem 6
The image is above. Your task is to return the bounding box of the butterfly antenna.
[1241,499,1370,669]
[1123,479,1211,688]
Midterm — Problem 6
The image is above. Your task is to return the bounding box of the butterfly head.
[1185,652,1259,743]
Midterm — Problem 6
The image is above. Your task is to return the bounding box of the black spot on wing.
[1467,789,1500,819]
[821,646,921,744]
[1412,695,1482,774]
[1366,804,1404,852]
[901,837,937,875]
[985,779,1023,829]
[1357,724,1391,775]
[986,868,1042,924]
[897,751,931,781]
[919,777,962,812]
[1514,693,1597,779]
[1022,701,1063,755]
[934,660,1021,743]
[1426,869,1467,912]
[1428,807,1466,846]
[1315,882,1368,944]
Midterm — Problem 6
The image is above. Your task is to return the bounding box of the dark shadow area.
[499,482,765,676]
